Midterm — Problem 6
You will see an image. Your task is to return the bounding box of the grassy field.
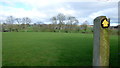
[2,32,118,66]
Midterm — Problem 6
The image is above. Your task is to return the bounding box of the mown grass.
[2,32,118,66]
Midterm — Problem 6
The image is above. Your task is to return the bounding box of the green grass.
[2,32,118,66]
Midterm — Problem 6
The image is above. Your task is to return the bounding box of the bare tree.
[50,16,57,32]
[6,16,15,24]
[6,16,15,32]
[66,16,79,32]
[15,18,22,24]
[50,13,79,33]
[15,18,23,31]
[22,17,31,25]
[57,13,66,32]
[81,20,88,33]
[22,17,31,32]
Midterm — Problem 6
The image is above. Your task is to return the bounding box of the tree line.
[1,13,91,33]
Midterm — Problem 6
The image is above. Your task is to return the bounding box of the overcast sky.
[0,0,119,26]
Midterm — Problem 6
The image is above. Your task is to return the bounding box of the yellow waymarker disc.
[102,19,109,27]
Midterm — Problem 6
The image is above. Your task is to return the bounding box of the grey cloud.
[0,1,118,25]
[37,2,118,25]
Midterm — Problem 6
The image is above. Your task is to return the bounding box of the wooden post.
[93,16,110,66]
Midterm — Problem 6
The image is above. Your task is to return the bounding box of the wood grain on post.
[93,16,110,66]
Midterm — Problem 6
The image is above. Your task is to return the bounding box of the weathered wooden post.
[93,16,110,66]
